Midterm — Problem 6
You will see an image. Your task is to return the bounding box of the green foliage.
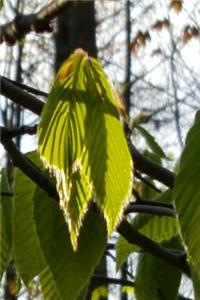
[0,0,3,10]
[173,110,200,291]
[0,169,12,280]
[13,151,107,300]
[38,48,132,249]
[136,125,167,159]
[116,190,178,268]
[135,241,182,300]
[13,152,46,284]
[91,286,107,300]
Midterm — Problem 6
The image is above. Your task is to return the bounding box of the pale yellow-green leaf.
[38,49,132,249]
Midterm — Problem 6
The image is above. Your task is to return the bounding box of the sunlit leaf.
[173,110,200,288]
[0,169,12,280]
[38,48,132,249]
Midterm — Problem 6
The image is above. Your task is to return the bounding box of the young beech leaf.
[38,49,133,250]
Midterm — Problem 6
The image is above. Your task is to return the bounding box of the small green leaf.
[135,241,181,300]
[116,190,178,268]
[173,110,200,288]
[0,170,12,280]
[91,286,108,300]
[38,49,132,249]
[136,125,167,159]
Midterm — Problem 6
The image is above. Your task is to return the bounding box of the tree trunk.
[54,0,97,71]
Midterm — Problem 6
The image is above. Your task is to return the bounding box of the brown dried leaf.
[170,0,182,13]
[183,26,199,44]
[130,31,150,55]
[152,19,170,31]
[152,48,162,56]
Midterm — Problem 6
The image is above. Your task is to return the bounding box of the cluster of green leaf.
[0,49,132,299]
[1,49,200,300]
[115,111,200,299]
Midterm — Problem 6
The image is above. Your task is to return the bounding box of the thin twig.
[135,171,162,193]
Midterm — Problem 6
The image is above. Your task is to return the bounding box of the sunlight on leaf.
[38,48,132,250]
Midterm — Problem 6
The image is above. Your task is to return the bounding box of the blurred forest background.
[1,0,200,299]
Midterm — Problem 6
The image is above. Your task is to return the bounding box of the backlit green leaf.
[38,49,132,249]
[173,110,200,287]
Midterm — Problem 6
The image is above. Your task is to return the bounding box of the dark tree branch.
[0,125,37,139]
[1,76,48,97]
[124,203,176,217]
[129,142,175,188]
[117,219,191,277]
[0,128,58,200]
[92,275,134,287]
[135,198,174,209]
[0,76,43,116]
[0,0,73,45]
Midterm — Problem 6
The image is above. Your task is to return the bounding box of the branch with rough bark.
[0,0,73,45]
